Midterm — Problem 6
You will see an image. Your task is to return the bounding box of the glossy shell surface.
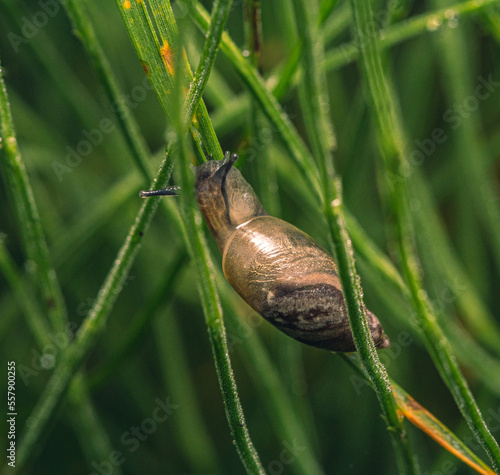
[194,157,389,352]
[222,215,388,351]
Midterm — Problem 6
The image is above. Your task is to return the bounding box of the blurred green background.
[1,0,500,474]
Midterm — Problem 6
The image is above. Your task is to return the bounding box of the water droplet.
[417,289,428,300]
[444,9,459,28]
[266,76,278,89]
[242,49,250,58]
[444,9,456,19]
[426,16,442,32]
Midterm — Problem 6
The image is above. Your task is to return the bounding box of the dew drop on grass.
[426,15,442,32]
[266,76,278,90]
[417,288,428,300]
[444,9,459,29]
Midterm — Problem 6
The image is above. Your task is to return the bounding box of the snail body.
[141,154,389,351]
[193,154,389,352]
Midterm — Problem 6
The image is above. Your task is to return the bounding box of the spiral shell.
[194,154,389,352]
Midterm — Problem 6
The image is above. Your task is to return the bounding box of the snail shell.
[195,154,389,352]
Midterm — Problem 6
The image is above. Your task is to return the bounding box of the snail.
[140,153,390,352]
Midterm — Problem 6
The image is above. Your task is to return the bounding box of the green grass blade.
[190,1,321,194]
[480,6,500,42]
[16,154,174,470]
[392,384,495,475]
[116,1,264,470]
[291,1,418,472]
[345,208,500,398]
[233,318,325,475]
[61,0,153,180]
[148,0,225,160]
[0,238,51,348]
[116,0,176,122]
[89,250,188,389]
[0,1,127,162]
[188,9,500,468]
[410,170,500,356]
[117,0,223,160]
[52,171,142,270]
[348,0,500,470]
[154,305,219,472]
[0,58,67,333]
[431,0,500,276]
[343,354,495,475]
[170,10,264,470]
[324,0,500,72]
[0,242,123,473]
[67,374,123,475]
[271,0,350,102]
[182,0,233,129]
[0,210,122,472]
[4,0,499,471]
[175,134,265,475]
